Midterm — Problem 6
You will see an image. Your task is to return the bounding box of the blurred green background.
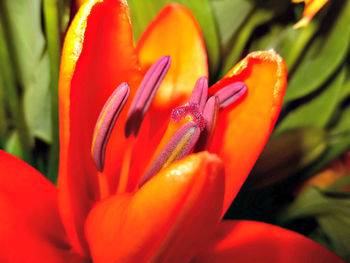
[0,0,349,260]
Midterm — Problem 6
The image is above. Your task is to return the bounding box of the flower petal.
[58,0,140,254]
[209,50,287,214]
[193,220,345,263]
[0,150,86,263]
[127,4,208,190]
[136,3,208,109]
[85,152,224,263]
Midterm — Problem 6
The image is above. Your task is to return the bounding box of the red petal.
[209,50,287,214]
[58,0,140,254]
[0,150,87,262]
[85,152,224,263]
[193,220,345,263]
[126,4,208,190]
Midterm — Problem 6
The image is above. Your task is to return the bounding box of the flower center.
[90,56,247,187]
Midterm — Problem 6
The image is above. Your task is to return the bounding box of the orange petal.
[128,4,208,190]
[58,0,140,254]
[0,150,87,263]
[209,50,287,214]
[85,152,225,263]
[293,0,328,29]
[136,3,208,109]
[193,220,345,263]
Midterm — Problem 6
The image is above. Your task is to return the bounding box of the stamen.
[171,103,206,131]
[139,122,201,187]
[125,56,171,137]
[214,81,247,109]
[189,76,208,111]
[91,82,130,172]
[194,96,220,152]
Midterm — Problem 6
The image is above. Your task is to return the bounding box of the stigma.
[171,103,206,131]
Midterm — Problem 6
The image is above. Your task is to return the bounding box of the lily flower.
[293,0,328,28]
[0,0,344,262]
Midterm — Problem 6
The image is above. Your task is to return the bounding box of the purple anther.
[214,81,247,109]
[125,56,171,137]
[91,82,130,172]
[194,96,220,152]
[189,76,208,112]
[171,103,206,131]
[139,122,201,187]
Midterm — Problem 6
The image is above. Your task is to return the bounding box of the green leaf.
[250,127,328,187]
[300,100,350,178]
[250,22,318,71]
[0,76,7,147]
[219,8,274,76]
[4,131,26,162]
[0,11,32,158]
[210,0,253,50]
[58,0,71,33]
[217,0,291,77]
[277,67,345,133]
[23,53,52,143]
[287,187,350,260]
[286,187,349,218]
[285,1,350,102]
[318,213,350,260]
[333,105,350,135]
[128,0,220,76]
[44,0,63,180]
[340,64,350,100]
[1,0,52,142]
[305,132,350,179]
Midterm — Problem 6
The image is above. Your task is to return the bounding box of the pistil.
[171,103,206,131]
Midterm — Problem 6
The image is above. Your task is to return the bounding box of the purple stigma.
[125,56,171,137]
[139,122,201,187]
[91,82,130,172]
[171,103,206,131]
[214,81,247,109]
[189,76,208,112]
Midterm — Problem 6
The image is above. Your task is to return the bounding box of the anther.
[139,122,201,187]
[91,82,130,172]
[171,103,206,131]
[194,96,220,152]
[125,56,171,137]
[214,81,247,109]
[189,76,208,112]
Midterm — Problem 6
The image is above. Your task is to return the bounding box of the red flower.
[0,0,344,262]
